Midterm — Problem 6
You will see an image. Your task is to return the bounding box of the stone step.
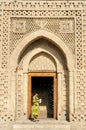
[13,120,70,130]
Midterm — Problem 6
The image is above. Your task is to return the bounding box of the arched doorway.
[28,72,57,119]
[10,30,74,121]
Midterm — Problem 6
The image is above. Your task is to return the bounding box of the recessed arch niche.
[10,30,74,121]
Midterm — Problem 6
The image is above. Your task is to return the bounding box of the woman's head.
[35,92,39,97]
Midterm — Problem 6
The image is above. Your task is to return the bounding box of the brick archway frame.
[10,30,74,71]
[10,30,75,121]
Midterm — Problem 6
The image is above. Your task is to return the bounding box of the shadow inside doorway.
[32,76,54,119]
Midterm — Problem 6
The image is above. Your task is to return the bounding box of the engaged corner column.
[69,71,74,121]
[10,70,16,120]
[23,72,28,119]
[57,72,62,120]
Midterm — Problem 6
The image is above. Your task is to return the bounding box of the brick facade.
[0,0,86,130]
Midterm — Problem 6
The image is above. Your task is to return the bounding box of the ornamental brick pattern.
[0,2,85,129]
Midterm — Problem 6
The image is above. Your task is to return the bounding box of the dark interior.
[32,76,54,118]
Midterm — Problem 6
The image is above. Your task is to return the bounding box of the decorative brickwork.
[8,9,82,121]
[16,38,68,120]
[76,71,86,113]
[10,18,75,54]
[83,9,86,70]
[2,11,9,69]
[71,113,86,122]
[8,10,82,70]
[0,10,2,68]
[0,3,82,71]
[0,70,15,122]
[29,52,56,71]
[16,72,24,119]
[0,1,86,125]
[63,71,69,120]
[0,113,14,122]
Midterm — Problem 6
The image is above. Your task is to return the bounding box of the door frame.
[28,72,57,119]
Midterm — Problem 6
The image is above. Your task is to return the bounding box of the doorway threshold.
[13,119,70,130]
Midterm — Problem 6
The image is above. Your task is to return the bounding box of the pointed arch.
[10,30,74,71]
[23,50,57,72]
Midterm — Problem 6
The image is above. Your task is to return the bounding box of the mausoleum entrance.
[10,30,74,121]
[28,72,57,119]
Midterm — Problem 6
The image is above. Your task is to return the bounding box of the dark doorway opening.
[32,76,54,118]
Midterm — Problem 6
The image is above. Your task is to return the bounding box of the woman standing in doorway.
[32,92,40,121]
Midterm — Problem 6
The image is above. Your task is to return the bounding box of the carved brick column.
[69,71,74,121]
[10,71,16,119]
[57,72,62,120]
[23,72,28,119]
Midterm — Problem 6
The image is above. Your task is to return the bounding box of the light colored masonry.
[0,0,86,130]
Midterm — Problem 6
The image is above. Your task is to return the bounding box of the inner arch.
[29,52,57,72]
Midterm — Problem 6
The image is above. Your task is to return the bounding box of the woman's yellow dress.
[32,95,39,119]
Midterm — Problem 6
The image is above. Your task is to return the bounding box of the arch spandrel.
[10,30,74,71]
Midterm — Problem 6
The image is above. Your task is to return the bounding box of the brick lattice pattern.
[0,1,86,123]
